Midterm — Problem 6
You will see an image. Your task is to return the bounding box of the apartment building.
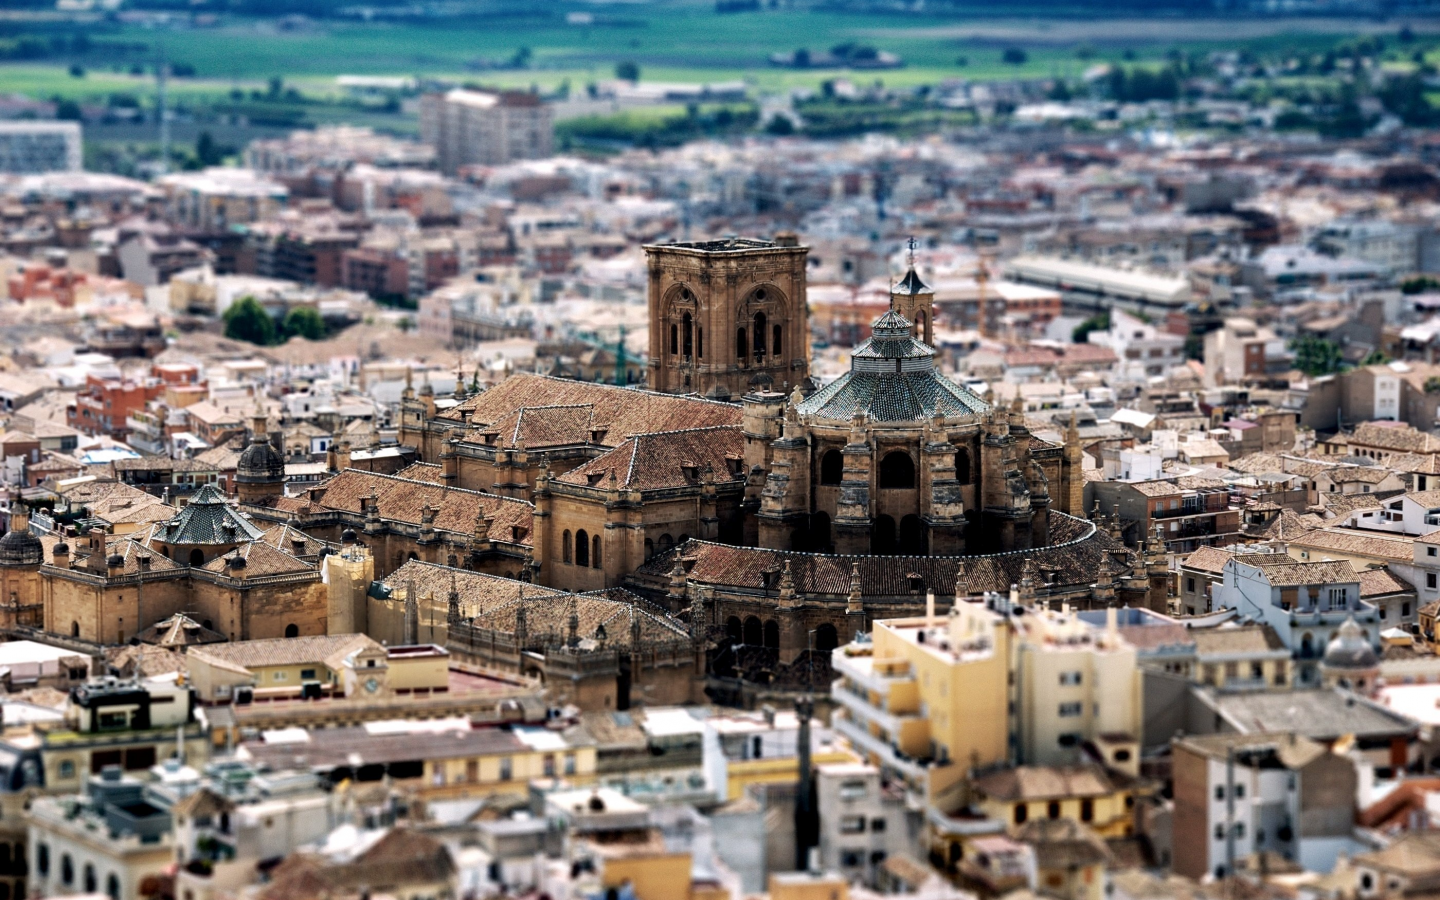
[419,89,554,175]
[1172,732,1357,879]
[0,122,81,174]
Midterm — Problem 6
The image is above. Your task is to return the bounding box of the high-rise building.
[419,89,553,175]
[0,122,81,173]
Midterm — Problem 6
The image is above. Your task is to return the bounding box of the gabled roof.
[555,426,745,492]
[308,469,533,547]
[188,633,378,674]
[440,374,740,446]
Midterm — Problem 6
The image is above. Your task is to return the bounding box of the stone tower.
[644,234,810,400]
[889,240,935,346]
[235,405,286,504]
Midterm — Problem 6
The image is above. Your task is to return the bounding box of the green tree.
[195,131,224,167]
[1002,47,1028,65]
[223,296,276,346]
[1402,275,1440,294]
[68,64,85,78]
[281,306,325,342]
[615,60,640,81]
[1361,349,1392,366]
[1289,335,1345,376]
[1072,311,1110,343]
[764,114,795,135]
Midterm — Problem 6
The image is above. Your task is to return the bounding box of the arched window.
[189,548,205,567]
[815,623,838,653]
[575,529,590,567]
[810,512,831,553]
[743,616,762,645]
[1047,801,1061,820]
[820,449,844,485]
[726,617,742,641]
[773,324,782,358]
[407,551,419,561]
[879,452,915,489]
[763,620,780,649]
[696,327,704,359]
[899,515,926,556]
[954,448,972,485]
[678,534,690,544]
[872,515,896,555]
[591,534,602,569]
[670,324,678,356]
[658,533,674,553]
[644,538,654,560]
[285,624,299,638]
[916,310,926,337]
[61,854,73,887]
[754,312,768,358]
[736,327,747,360]
[36,843,47,877]
[84,863,96,893]
[70,622,79,638]
[562,530,572,564]
[106,874,120,900]
[682,313,693,357]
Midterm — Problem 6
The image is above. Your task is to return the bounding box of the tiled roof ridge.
[460,373,741,412]
[628,423,743,439]
[334,467,532,508]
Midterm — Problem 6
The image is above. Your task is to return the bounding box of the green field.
[4,1,1437,101]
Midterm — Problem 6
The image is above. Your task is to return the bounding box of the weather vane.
[907,235,916,267]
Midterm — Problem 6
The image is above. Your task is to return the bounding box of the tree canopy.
[223,296,276,346]
[282,306,326,342]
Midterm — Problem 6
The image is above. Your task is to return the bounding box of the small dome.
[227,555,246,570]
[53,542,69,555]
[236,433,285,485]
[1323,617,1378,670]
[106,554,124,568]
[341,528,357,544]
[0,528,42,567]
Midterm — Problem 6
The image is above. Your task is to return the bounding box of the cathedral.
[0,233,1153,706]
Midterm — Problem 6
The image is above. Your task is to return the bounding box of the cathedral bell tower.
[889,238,934,347]
[644,234,810,400]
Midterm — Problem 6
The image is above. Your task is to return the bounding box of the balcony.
[834,715,926,783]
[831,680,904,736]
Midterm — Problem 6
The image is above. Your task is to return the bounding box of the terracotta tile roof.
[258,522,326,558]
[636,513,1129,597]
[382,560,690,649]
[1227,453,1287,476]
[311,468,533,547]
[443,374,740,448]
[1352,422,1440,454]
[58,480,176,526]
[394,462,445,484]
[474,403,598,450]
[973,764,1115,802]
[1192,624,1287,655]
[1387,453,1440,475]
[1235,558,1358,585]
[98,536,185,575]
[555,426,745,492]
[1328,467,1395,484]
[189,633,379,674]
[1180,546,1234,575]
[1360,568,1414,597]
[1126,480,1183,498]
[200,540,314,577]
[1286,529,1415,564]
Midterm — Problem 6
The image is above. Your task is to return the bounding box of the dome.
[1322,617,1378,670]
[236,433,285,485]
[0,528,42,567]
[341,528,357,544]
[794,308,989,423]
